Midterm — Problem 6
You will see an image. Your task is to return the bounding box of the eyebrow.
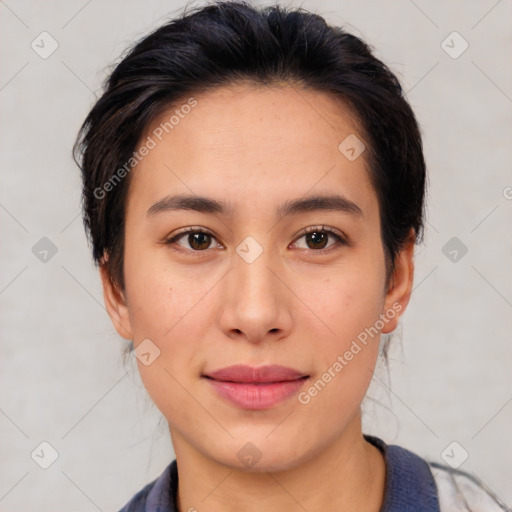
[147,193,363,218]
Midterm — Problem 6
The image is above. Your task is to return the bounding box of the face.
[101,83,414,472]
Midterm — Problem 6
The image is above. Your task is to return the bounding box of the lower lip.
[205,378,308,410]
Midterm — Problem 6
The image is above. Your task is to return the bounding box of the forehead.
[143,82,361,157]
[127,83,375,218]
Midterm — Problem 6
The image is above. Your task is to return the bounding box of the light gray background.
[1,0,511,510]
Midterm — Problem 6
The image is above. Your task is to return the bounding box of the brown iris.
[187,232,212,250]
[305,230,329,250]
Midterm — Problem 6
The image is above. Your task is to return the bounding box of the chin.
[209,439,313,474]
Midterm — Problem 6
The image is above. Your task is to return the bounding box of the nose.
[218,243,293,344]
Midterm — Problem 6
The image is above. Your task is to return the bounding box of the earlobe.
[381,231,415,334]
[99,264,133,340]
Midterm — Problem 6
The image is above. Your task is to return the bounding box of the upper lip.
[203,364,308,383]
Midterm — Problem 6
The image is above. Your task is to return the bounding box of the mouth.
[202,365,310,410]
[203,364,308,383]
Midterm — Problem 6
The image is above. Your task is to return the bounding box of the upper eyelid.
[295,225,346,239]
[166,227,220,247]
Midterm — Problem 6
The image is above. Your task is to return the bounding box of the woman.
[73,1,510,510]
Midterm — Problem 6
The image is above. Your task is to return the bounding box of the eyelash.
[163,225,348,254]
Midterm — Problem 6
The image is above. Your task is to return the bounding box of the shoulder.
[364,435,511,512]
[427,462,512,512]
[118,480,152,512]
[117,460,178,512]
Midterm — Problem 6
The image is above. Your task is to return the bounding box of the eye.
[291,225,347,252]
[163,225,348,254]
[164,227,222,252]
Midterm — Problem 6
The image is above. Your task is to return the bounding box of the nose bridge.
[233,235,279,310]
[220,235,291,341]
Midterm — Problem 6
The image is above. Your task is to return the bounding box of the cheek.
[126,268,207,421]
[292,260,386,405]
[295,260,386,346]
[122,240,225,401]
[123,239,204,339]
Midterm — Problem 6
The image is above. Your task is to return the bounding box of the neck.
[170,412,386,512]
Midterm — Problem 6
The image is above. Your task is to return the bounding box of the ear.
[99,262,133,340]
[381,229,415,334]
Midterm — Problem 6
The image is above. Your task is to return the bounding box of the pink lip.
[203,365,309,410]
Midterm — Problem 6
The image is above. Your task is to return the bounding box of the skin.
[100,83,415,512]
